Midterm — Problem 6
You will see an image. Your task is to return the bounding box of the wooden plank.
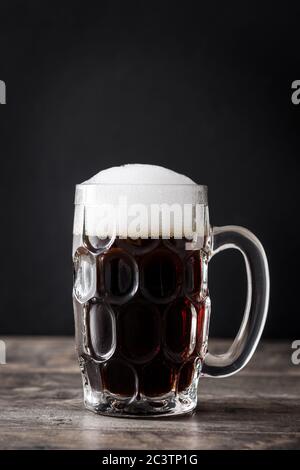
[1,428,300,450]
[0,337,299,449]
[2,337,299,375]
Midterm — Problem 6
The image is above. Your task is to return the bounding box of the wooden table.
[0,337,299,450]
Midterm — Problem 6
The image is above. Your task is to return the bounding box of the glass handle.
[202,225,270,377]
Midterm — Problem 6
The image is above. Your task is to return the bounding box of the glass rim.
[74,183,208,206]
[76,183,208,189]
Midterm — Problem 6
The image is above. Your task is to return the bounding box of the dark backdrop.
[0,1,299,337]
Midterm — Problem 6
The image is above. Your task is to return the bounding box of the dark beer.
[73,237,210,410]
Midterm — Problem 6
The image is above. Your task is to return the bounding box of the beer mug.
[72,166,269,417]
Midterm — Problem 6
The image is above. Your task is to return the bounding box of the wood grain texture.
[0,337,299,450]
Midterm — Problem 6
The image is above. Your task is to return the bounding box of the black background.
[0,1,299,337]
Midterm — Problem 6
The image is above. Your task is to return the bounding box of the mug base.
[84,394,197,418]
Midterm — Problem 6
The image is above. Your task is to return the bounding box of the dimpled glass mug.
[72,165,269,417]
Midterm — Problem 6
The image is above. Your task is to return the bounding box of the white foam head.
[82,164,195,185]
[73,164,208,238]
